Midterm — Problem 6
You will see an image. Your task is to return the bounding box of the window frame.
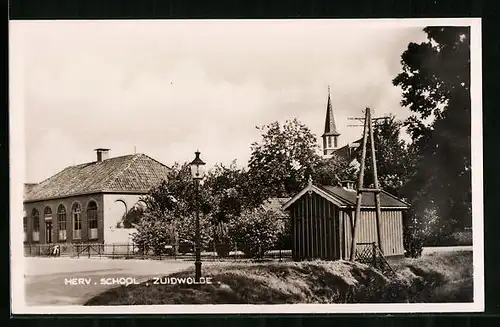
[72,203,82,239]
[57,205,67,241]
[87,201,98,239]
[32,209,40,232]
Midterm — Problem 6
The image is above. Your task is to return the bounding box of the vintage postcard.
[10,18,483,314]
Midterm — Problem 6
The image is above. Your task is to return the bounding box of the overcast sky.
[12,20,428,183]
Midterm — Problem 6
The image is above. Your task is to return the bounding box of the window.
[334,136,338,148]
[72,203,82,239]
[44,206,52,218]
[327,136,332,148]
[57,205,67,241]
[87,201,98,239]
[32,209,40,242]
[23,215,27,242]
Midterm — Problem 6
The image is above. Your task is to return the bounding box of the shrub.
[403,212,426,258]
[212,221,232,257]
[227,208,285,259]
[176,212,213,251]
[132,214,177,255]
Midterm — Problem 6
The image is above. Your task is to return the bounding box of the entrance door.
[45,221,52,243]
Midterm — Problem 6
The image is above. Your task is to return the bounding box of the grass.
[85,250,473,305]
[353,250,473,303]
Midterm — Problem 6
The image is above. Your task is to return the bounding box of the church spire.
[322,86,340,156]
[323,86,340,137]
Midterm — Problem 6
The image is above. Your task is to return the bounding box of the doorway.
[45,220,52,243]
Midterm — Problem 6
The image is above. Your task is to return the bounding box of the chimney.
[340,180,355,191]
[94,148,110,162]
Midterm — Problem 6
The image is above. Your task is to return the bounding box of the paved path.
[24,257,204,306]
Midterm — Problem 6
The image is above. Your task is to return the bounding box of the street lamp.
[189,150,206,282]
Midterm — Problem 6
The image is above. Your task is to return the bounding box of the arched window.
[32,208,40,242]
[87,201,98,239]
[23,210,27,242]
[44,206,52,218]
[72,203,82,240]
[57,205,67,241]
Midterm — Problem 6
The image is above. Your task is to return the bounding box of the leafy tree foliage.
[204,161,262,223]
[227,208,286,258]
[132,163,215,254]
[247,118,321,199]
[119,206,144,229]
[175,212,213,250]
[313,155,358,186]
[357,116,418,197]
[393,26,471,234]
[132,211,177,255]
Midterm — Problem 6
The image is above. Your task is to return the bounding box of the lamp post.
[189,150,206,283]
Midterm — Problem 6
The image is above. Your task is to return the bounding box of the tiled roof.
[24,183,37,198]
[24,154,170,202]
[319,185,409,208]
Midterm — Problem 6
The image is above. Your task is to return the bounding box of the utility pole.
[348,108,388,262]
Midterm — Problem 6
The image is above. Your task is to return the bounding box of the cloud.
[12,20,428,182]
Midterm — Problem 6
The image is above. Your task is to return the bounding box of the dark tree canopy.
[393,26,471,232]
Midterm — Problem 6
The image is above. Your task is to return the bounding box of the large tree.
[203,161,263,244]
[313,155,358,187]
[247,118,321,199]
[358,115,417,197]
[132,163,215,254]
[393,26,471,232]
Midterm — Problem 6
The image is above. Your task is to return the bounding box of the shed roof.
[24,153,171,202]
[282,183,410,210]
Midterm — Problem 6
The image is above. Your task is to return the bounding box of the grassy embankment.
[85,250,473,305]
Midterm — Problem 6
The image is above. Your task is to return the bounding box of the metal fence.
[24,243,293,261]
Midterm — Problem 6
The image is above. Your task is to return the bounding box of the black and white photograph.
[10,18,483,314]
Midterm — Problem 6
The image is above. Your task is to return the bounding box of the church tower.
[322,87,340,157]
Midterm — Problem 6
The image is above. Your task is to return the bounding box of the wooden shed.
[281,181,410,261]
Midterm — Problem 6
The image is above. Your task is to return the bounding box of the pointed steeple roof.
[322,87,340,137]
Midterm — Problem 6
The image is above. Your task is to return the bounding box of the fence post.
[112,244,115,259]
[234,243,237,261]
[127,243,130,258]
[279,248,282,262]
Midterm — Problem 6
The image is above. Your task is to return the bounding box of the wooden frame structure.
[349,108,387,261]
